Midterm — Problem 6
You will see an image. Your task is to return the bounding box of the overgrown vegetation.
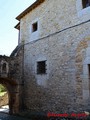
[0,84,6,96]
[0,84,6,92]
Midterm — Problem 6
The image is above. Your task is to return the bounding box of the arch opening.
[0,78,19,114]
[0,84,9,113]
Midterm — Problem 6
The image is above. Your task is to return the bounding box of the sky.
[0,0,36,56]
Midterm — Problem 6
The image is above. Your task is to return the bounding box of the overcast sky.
[0,0,36,56]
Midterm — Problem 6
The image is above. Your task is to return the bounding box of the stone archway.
[0,77,19,114]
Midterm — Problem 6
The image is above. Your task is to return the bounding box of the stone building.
[15,0,90,113]
[1,0,90,115]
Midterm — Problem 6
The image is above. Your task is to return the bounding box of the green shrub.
[0,84,6,92]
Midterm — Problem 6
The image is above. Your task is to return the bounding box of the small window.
[32,22,38,32]
[2,63,6,71]
[82,0,90,8]
[88,64,90,78]
[37,61,46,74]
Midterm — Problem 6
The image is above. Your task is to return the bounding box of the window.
[37,61,46,74]
[2,63,6,71]
[88,64,90,78]
[30,19,39,41]
[82,0,90,8]
[32,22,38,32]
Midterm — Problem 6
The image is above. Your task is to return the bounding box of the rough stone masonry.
[1,0,90,114]
[15,0,90,113]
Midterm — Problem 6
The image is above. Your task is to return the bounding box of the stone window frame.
[2,63,7,72]
[32,22,38,33]
[30,18,39,42]
[35,56,48,75]
[1,60,9,74]
[35,56,49,87]
[83,47,90,100]
[76,0,90,17]
[37,60,47,75]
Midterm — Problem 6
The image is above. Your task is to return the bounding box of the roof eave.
[16,0,45,21]
[14,22,20,30]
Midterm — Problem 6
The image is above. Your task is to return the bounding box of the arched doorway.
[0,84,9,113]
[0,77,19,114]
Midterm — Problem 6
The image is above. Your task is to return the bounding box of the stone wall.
[0,93,8,107]
[20,0,90,44]
[0,47,23,85]
[16,0,90,113]
[0,46,24,113]
[21,21,90,113]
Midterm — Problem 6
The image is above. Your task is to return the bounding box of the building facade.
[6,0,90,113]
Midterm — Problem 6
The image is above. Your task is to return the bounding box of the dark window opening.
[32,22,38,32]
[37,61,46,74]
[82,0,90,8]
[88,64,90,78]
[2,63,6,71]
